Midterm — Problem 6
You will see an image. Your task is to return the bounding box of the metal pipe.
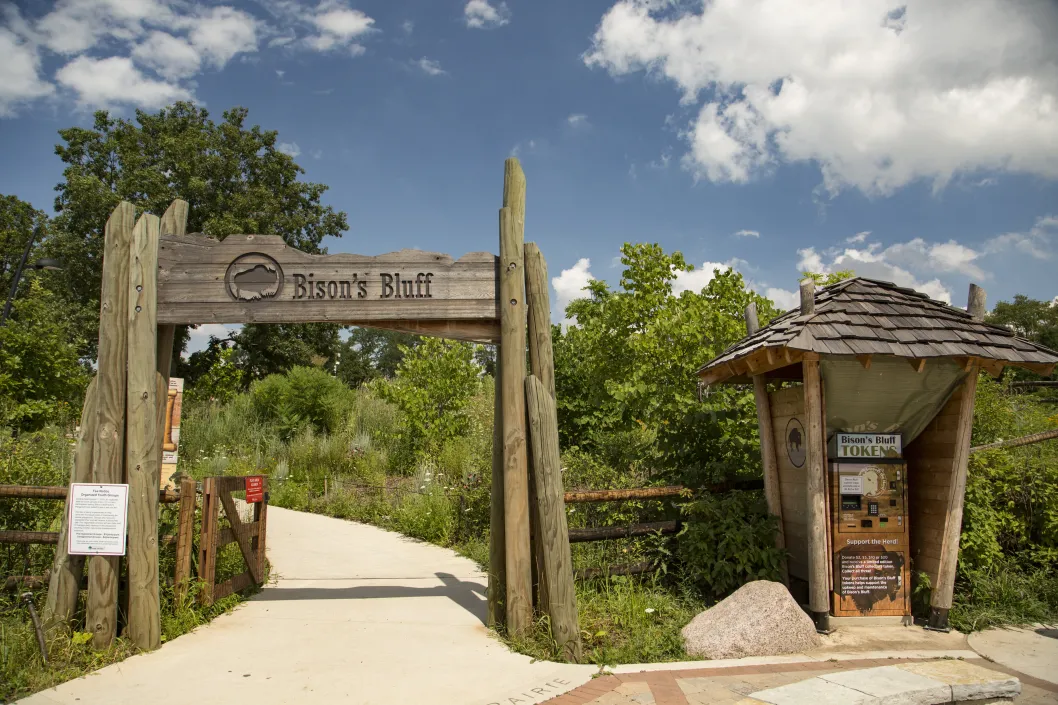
[1,224,39,325]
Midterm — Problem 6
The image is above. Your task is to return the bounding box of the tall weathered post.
[86,201,134,649]
[498,158,532,635]
[488,349,507,627]
[928,283,984,631]
[44,378,99,632]
[745,302,788,584]
[155,200,188,385]
[126,213,162,649]
[799,278,830,632]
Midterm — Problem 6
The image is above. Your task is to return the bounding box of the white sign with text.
[68,483,129,556]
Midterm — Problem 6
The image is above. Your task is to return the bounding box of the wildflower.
[645,608,655,614]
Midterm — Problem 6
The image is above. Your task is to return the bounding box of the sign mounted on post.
[156,235,500,341]
[68,483,130,556]
[245,476,265,503]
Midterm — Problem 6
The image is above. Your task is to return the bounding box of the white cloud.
[311,149,323,159]
[584,0,1058,196]
[672,260,734,294]
[183,6,258,67]
[132,31,200,79]
[56,55,192,109]
[0,28,54,116]
[278,142,301,158]
[510,139,537,158]
[401,20,414,35]
[983,214,1056,260]
[414,57,447,76]
[765,287,800,311]
[33,0,172,55]
[464,0,511,29]
[305,0,374,53]
[847,231,871,244]
[567,113,589,127]
[552,258,595,324]
[734,229,759,238]
[797,244,953,303]
[276,69,285,78]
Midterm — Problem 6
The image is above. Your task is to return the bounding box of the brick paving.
[542,658,1058,704]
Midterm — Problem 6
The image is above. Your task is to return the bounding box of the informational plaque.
[68,484,129,556]
[839,474,864,494]
[835,433,901,459]
[161,377,184,489]
[245,476,265,503]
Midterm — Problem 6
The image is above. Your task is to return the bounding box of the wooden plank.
[199,477,220,605]
[931,370,979,626]
[157,235,500,325]
[746,303,787,584]
[564,486,687,503]
[126,213,162,651]
[568,521,680,543]
[156,199,187,387]
[87,201,134,650]
[253,482,268,587]
[498,157,532,636]
[44,377,97,633]
[212,570,256,602]
[216,485,262,584]
[0,485,180,502]
[358,319,499,343]
[173,477,196,603]
[525,375,583,662]
[0,530,59,544]
[217,521,261,548]
[488,344,506,628]
[802,358,829,628]
[524,243,554,614]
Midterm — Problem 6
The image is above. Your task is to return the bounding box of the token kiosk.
[695,278,1058,632]
[830,433,909,617]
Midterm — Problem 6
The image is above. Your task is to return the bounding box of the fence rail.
[0,484,181,502]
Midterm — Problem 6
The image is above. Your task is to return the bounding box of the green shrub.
[393,490,456,545]
[250,366,353,438]
[676,491,784,600]
[950,559,1058,632]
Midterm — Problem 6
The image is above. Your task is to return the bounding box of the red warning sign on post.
[245,476,265,503]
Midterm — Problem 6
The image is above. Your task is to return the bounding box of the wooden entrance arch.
[45,159,582,661]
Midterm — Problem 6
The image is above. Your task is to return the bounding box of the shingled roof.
[698,277,1058,385]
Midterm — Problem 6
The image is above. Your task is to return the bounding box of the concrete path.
[21,506,595,705]
[969,625,1058,686]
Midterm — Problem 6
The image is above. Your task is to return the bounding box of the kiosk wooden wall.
[769,386,808,582]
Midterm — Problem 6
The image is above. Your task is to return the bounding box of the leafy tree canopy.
[553,243,780,485]
[336,327,421,388]
[988,294,1058,353]
[45,102,348,368]
[0,195,50,297]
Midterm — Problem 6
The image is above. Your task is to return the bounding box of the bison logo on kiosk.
[225,253,284,301]
[786,418,806,468]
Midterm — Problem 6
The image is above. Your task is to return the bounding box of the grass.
[949,565,1058,632]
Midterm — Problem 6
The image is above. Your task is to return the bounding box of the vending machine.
[829,433,910,617]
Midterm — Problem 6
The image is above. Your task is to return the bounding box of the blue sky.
[2,0,1057,352]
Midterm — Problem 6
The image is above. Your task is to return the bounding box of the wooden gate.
[198,476,268,606]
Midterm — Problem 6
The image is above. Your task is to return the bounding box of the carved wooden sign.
[157,234,501,339]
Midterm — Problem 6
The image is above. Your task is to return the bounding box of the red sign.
[245,476,265,503]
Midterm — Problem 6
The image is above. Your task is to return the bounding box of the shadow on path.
[253,572,488,624]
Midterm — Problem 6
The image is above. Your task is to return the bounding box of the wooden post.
[525,375,582,663]
[87,201,134,649]
[173,476,196,603]
[498,158,532,636]
[929,285,985,631]
[44,377,99,633]
[745,303,787,584]
[524,243,555,398]
[525,242,554,613]
[800,278,816,315]
[199,477,219,605]
[156,200,187,386]
[126,213,162,649]
[488,347,506,627]
[802,352,830,632]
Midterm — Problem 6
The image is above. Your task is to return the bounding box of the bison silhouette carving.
[225,253,284,301]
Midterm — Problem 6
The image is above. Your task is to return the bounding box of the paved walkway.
[970,625,1058,687]
[21,506,594,705]
[18,507,1057,705]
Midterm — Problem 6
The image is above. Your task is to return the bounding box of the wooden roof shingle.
[698,278,1058,384]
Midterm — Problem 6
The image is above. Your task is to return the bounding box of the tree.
[0,279,89,430]
[988,295,1058,353]
[0,195,50,297]
[45,102,348,368]
[553,243,780,485]
[335,327,421,388]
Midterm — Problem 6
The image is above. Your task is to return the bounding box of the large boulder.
[681,580,821,659]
